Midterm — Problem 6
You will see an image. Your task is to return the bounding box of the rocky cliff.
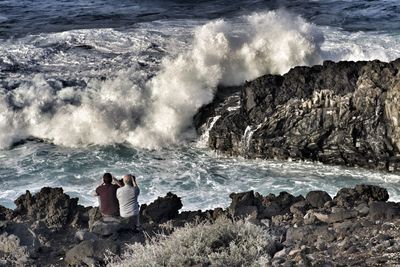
[194,59,400,171]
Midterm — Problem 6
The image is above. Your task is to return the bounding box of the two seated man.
[94,172,140,230]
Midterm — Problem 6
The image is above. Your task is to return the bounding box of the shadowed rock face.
[194,59,400,171]
[14,187,91,229]
[141,192,183,223]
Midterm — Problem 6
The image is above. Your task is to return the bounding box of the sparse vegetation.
[107,217,275,267]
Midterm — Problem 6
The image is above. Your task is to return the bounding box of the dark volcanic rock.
[289,200,310,216]
[14,187,89,228]
[229,190,261,218]
[334,184,389,207]
[260,192,304,219]
[306,190,332,208]
[65,239,120,266]
[88,207,102,230]
[369,201,400,220]
[142,192,183,223]
[2,184,400,266]
[194,59,400,171]
[354,184,389,202]
[0,205,13,221]
[91,217,123,236]
[228,190,304,219]
[286,225,334,244]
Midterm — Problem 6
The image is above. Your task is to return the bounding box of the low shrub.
[107,217,275,267]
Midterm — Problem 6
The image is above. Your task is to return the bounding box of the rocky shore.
[1,184,400,266]
[194,59,400,172]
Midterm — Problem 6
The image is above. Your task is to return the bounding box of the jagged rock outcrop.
[142,192,183,223]
[194,59,400,171]
[14,187,91,229]
[1,184,400,266]
[228,190,304,219]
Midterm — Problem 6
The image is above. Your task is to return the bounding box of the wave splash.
[0,11,323,149]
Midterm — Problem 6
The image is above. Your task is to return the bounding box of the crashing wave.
[1,10,399,150]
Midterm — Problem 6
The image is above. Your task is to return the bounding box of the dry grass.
[107,217,274,267]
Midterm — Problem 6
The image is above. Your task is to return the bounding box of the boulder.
[354,184,389,202]
[355,202,370,216]
[70,205,93,229]
[368,201,400,220]
[229,191,261,218]
[313,210,358,223]
[65,239,120,266]
[75,229,98,241]
[4,222,40,252]
[286,225,333,244]
[142,192,183,223]
[334,184,389,207]
[90,217,122,236]
[234,205,258,219]
[290,200,310,216]
[306,191,332,208]
[14,187,81,228]
[259,192,304,219]
[259,202,284,219]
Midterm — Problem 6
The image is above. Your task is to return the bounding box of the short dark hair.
[103,173,112,184]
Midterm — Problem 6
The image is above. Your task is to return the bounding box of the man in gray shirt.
[116,174,140,230]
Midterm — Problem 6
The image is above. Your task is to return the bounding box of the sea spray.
[123,10,324,148]
[1,10,399,150]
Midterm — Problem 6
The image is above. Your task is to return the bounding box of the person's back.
[95,173,120,217]
[117,174,140,227]
[117,184,140,217]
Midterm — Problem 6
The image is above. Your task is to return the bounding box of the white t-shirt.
[116,185,140,218]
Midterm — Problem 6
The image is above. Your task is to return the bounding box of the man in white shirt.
[116,174,140,230]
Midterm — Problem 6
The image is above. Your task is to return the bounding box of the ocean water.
[1,0,399,210]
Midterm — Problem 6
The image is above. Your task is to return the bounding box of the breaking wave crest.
[128,11,323,148]
[9,9,397,149]
[0,11,323,149]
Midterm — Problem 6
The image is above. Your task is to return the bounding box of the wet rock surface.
[1,184,400,266]
[194,59,400,172]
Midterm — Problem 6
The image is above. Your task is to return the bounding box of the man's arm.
[132,175,138,187]
[112,176,123,187]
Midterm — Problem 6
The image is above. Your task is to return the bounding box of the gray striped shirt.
[116,185,140,218]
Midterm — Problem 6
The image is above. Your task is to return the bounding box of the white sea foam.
[1,11,400,150]
[321,27,400,62]
[1,144,400,210]
[0,11,323,149]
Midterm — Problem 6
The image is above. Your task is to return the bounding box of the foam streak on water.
[1,2,400,209]
[1,142,400,210]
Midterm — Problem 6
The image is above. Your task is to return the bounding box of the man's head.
[123,174,135,186]
[103,173,112,184]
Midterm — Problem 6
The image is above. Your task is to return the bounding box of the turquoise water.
[1,141,400,210]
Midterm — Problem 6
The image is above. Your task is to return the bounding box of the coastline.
[1,184,400,266]
[1,2,400,266]
[195,59,400,173]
